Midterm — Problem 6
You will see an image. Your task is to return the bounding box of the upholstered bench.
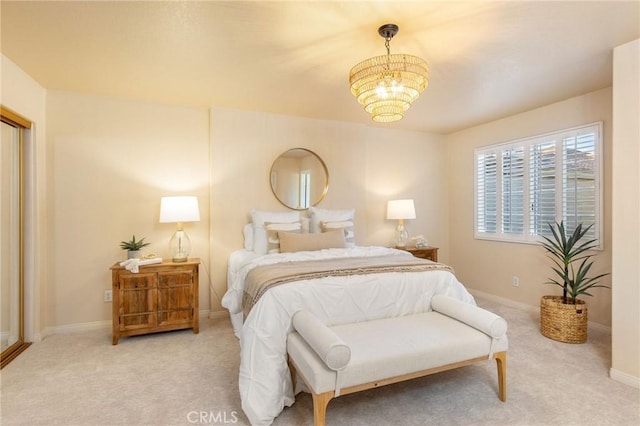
[287,295,508,426]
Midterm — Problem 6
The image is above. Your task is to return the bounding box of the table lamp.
[386,199,416,248]
[159,196,200,262]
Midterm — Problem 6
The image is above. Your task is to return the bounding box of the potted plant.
[539,221,609,343]
[120,235,150,259]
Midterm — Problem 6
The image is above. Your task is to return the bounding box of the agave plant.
[119,235,150,251]
[540,221,609,304]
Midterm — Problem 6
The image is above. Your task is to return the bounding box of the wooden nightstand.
[110,259,199,345]
[397,246,438,262]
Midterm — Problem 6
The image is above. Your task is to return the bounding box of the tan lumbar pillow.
[279,229,346,253]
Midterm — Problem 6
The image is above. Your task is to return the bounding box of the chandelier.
[349,24,429,123]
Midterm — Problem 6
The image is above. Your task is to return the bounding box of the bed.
[221,209,475,426]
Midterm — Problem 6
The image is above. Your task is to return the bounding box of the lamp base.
[394,223,409,248]
[169,229,191,264]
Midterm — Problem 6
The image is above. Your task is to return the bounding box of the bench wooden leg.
[494,351,507,402]
[287,356,297,391]
[312,391,333,426]
[289,356,333,426]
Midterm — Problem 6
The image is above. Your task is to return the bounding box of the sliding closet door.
[1,107,31,368]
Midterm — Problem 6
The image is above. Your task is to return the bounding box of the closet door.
[1,108,31,368]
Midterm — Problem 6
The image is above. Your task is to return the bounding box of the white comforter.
[221,246,475,426]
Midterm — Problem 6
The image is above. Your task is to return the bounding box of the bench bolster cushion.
[291,310,351,370]
[431,295,507,338]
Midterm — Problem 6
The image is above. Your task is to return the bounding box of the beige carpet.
[1,297,638,426]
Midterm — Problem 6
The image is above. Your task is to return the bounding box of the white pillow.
[243,223,254,250]
[309,207,355,233]
[300,216,311,234]
[251,210,302,255]
[251,209,301,227]
[265,221,302,254]
[321,220,355,248]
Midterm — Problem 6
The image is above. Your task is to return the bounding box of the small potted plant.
[120,235,151,259]
[539,221,609,343]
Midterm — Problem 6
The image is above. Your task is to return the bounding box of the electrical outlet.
[512,276,519,287]
[104,289,113,302]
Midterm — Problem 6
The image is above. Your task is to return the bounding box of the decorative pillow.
[243,223,254,251]
[279,229,346,253]
[250,209,301,227]
[321,220,355,247]
[265,221,302,254]
[309,207,355,233]
[251,210,301,255]
[300,216,311,234]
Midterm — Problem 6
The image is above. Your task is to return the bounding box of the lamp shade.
[386,199,416,220]
[159,196,200,223]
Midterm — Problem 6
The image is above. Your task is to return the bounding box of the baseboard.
[610,368,640,389]
[41,320,111,339]
[468,288,537,313]
[38,309,212,340]
[467,288,611,334]
[208,310,229,320]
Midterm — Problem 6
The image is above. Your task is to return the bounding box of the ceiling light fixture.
[349,24,429,123]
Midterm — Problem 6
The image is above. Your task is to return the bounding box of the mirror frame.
[269,148,329,210]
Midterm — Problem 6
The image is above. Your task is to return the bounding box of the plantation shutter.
[529,140,556,237]
[476,151,498,234]
[562,129,598,240]
[501,147,525,234]
[474,122,602,247]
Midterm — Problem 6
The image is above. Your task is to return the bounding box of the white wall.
[447,88,613,327]
[1,58,450,329]
[45,91,210,328]
[611,39,640,387]
[2,59,215,333]
[209,108,448,311]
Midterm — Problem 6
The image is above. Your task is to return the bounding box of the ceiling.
[1,1,638,134]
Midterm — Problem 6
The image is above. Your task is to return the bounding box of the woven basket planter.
[540,295,588,343]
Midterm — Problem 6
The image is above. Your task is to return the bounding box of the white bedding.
[221,246,475,426]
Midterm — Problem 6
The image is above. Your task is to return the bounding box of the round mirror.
[270,148,329,210]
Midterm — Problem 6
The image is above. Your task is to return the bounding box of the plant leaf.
[540,221,609,300]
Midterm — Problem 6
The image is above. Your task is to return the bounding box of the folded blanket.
[243,255,454,318]
[118,257,163,273]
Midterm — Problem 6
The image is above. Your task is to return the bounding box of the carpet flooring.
[1,297,638,425]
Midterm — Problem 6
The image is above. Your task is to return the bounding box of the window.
[475,122,603,247]
[299,170,311,209]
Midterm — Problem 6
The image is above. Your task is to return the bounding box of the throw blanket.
[242,255,454,318]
